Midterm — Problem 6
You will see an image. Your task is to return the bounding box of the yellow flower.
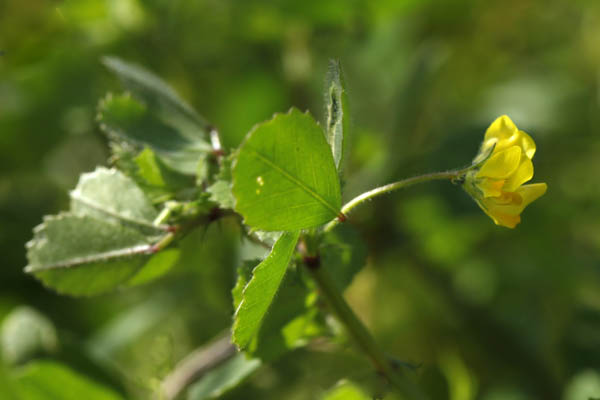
[463,115,547,228]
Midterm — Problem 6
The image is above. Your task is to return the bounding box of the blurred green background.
[2,0,600,399]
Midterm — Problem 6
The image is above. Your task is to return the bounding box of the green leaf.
[134,148,194,191]
[249,265,322,361]
[232,231,300,349]
[325,59,349,170]
[232,260,258,310]
[1,307,58,365]
[322,380,371,400]
[206,154,235,209]
[232,108,342,231]
[25,213,158,296]
[14,360,124,400]
[102,56,209,132]
[70,167,163,235]
[186,353,261,400]
[125,248,180,287]
[99,93,211,175]
[320,224,368,291]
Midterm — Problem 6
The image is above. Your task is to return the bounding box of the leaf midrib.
[70,190,164,232]
[26,243,153,271]
[246,148,339,217]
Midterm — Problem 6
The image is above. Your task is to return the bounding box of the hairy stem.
[326,169,467,232]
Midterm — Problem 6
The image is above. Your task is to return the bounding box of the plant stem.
[161,332,235,400]
[325,169,467,232]
[306,262,427,399]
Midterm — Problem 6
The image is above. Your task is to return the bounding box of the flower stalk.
[325,169,469,232]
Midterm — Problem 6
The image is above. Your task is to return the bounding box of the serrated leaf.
[14,360,124,400]
[1,307,58,365]
[25,214,158,296]
[232,231,300,349]
[70,167,163,235]
[232,260,258,310]
[232,108,342,231]
[102,56,209,132]
[233,258,321,361]
[320,224,368,291]
[187,353,261,400]
[99,93,211,175]
[325,59,349,170]
[248,265,322,361]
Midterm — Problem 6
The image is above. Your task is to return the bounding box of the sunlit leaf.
[70,167,163,235]
[25,213,167,296]
[249,265,323,361]
[232,231,300,349]
[232,108,341,231]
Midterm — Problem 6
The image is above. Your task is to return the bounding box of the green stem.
[307,263,427,399]
[326,169,467,232]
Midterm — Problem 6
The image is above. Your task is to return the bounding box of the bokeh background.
[2,0,600,399]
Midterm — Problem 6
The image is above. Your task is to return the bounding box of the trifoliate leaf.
[232,108,341,231]
[325,59,349,170]
[232,231,300,349]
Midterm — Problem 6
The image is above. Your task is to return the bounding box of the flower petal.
[484,115,518,143]
[481,182,547,226]
[478,198,521,228]
[503,157,534,192]
[476,146,521,179]
[516,183,547,207]
[479,178,505,198]
[517,130,536,159]
[488,210,521,228]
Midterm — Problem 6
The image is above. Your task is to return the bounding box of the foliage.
[2,1,599,399]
